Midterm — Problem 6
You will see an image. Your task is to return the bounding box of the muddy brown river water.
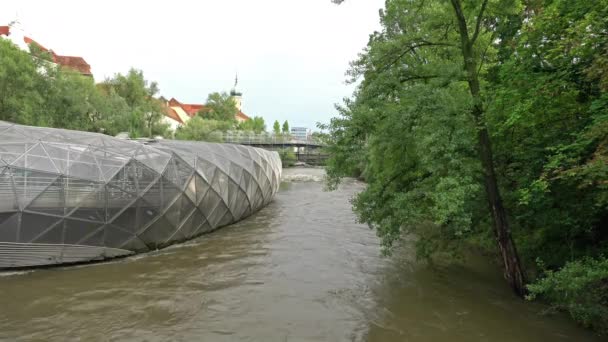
[0,168,601,341]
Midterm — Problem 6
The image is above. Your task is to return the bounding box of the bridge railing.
[218,131,325,146]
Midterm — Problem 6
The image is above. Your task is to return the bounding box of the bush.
[527,257,608,334]
[174,117,230,142]
[278,149,296,167]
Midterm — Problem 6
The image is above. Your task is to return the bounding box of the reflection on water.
[0,168,601,341]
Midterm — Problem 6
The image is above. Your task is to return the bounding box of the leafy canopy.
[238,116,266,133]
[325,0,522,256]
[326,0,608,330]
[0,40,168,138]
[198,92,238,123]
[282,120,290,134]
[175,116,230,142]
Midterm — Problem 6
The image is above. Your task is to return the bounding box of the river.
[0,168,601,341]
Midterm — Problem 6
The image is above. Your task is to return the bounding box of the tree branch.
[477,30,497,75]
[379,170,432,199]
[399,74,440,83]
[450,0,471,45]
[471,0,489,44]
[378,40,456,74]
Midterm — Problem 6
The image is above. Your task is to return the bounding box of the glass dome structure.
[0,122,281,269]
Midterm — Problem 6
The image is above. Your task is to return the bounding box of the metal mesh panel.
[0,122,281,268]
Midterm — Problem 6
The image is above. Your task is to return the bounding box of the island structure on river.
[0,122,282,269]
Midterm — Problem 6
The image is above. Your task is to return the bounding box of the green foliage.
[311,130,330,145]
[282,120,290,134]
[238,116,266,133]
[174,116,230,142]
[102,69,159,108]
[325,0,500,254]
[329,82,483,255]
[278,148,297,167]
[199,92,238,123]
[0,39,43,124]
[0,39,168,138]
[273,120,281,134]
[486,0,608,269]
[527,257,608,334]
[326,0,608,331]
[98,69,169,138]
[35,69,100,131]
[89,86,132,136]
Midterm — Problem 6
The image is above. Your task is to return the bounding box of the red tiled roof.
[168,97,249,121]
[24,36,50,52]
[19,34,93,76]
[54,55,92,75]
[0,26,9,36]
[168,98,182,107]
[168,98,205,117]
[237,111,250,121]
[181,104,205,117]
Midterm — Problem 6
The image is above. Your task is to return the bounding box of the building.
[161,97,200,131]
[290,127,311,141]
[231,81,250,123]
[162,92,250,130]
[0,22,92,76]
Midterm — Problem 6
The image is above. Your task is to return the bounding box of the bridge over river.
[218,132,329,166]
[136,132,330,166]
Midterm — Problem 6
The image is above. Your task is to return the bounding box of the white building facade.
[290,127,310,141]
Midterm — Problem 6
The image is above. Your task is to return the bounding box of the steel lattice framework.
[0,122,281,269]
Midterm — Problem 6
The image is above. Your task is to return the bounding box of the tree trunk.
[450,0,527,297]
[476,119,528,297]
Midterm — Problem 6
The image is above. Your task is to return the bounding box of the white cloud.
[2,0,383,129]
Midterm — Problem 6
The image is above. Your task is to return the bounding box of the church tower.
[5,16,30,51]
[230,73,243,111]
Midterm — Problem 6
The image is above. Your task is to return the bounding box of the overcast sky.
[2,0,384,130]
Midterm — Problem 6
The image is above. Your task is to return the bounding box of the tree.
[486,1,608,326]
[311,130,330,145]
[278,148,297,167]
[0,39,127,134]
[98,69,168,137]
[198,92,238,123]
[0,39,43,124]
[174,116,231,142]
[328,0,527,296]
[89,85,132,136]
[0,37,169,139]
[448,0,526,295]
[486,0,608,271]
[273,120,281,134]
[35,68,103,131]
[238,116,266,133]
[282,120,290,134]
